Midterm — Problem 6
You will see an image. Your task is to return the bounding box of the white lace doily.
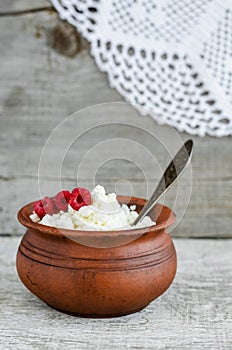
[51,0,232,137]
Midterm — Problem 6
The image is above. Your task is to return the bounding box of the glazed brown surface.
[16,197,177,317]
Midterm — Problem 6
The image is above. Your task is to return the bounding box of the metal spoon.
[132,139,193,225]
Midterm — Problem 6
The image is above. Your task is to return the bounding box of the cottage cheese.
[30,185,155,231]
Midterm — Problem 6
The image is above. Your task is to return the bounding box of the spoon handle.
[133,139,193,225]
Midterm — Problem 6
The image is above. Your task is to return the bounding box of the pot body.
[16,227,177,317]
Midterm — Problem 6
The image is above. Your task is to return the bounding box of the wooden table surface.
[0,237,231,350]
[0,1,231,349]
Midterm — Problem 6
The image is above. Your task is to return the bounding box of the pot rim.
[17,195,176,238]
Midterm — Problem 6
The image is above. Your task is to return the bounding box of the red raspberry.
[33,200,45,219]
[33,196,56,219]
[69,187,91,211]
[54,190,71,212]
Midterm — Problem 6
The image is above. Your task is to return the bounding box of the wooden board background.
[0,1,231,237]
[0,2,231,349]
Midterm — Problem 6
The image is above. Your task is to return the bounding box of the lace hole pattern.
[51,0,232,136]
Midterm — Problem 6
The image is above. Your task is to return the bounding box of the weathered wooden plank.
[1,177,232,237]
[1,108,232,180]
[0,12,231,179]
[0,237,231,349]
[0,0,51,14]
[0,11,231,237]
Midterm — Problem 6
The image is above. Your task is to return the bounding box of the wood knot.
[48,21,82,57]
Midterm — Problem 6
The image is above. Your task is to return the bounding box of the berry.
[54,190,71,212]
[33,196,56,219]
[69,187,91,211]
[33,200,45,219]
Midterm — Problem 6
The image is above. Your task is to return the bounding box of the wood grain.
[0,0,51,15]
[0,4,231,349]
[0,10,231,237]
[0,237,231,349]
[2,177,232,237]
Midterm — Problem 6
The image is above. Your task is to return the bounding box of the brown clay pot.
[16,196,177,318]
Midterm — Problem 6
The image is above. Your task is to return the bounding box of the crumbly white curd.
[30,185,155,231]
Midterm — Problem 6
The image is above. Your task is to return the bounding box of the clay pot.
[16,196,177,318]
